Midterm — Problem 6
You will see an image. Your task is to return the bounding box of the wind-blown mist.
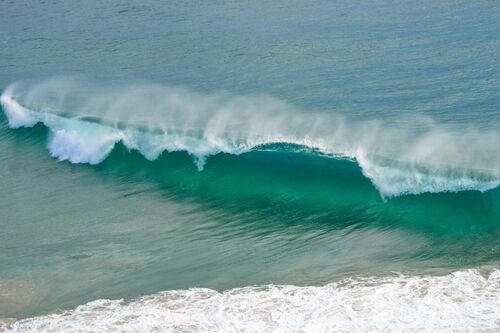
[1,77,499,196]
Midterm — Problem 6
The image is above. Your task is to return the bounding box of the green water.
[0,0,499,327]
[1,114,498,319]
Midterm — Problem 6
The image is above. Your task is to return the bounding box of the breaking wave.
[3,269,499,333]
[1,78,499,197]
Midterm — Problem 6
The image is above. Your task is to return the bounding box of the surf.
[1,77,499,197]
[3,268,500,333]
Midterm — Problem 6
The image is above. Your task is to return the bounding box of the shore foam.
[3,269,499,332]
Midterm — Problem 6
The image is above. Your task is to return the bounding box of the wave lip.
[2,78,499,196]
[3,269,500,333]
[357,151,500,197]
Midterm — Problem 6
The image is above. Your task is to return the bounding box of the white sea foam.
[1,78,499,196]
[356,151,500,196]
[3,269,499,333]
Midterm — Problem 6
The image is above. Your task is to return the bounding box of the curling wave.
[3,269,500,333]
[1,78,499,197]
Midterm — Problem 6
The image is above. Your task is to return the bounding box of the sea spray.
[2,78,499,196]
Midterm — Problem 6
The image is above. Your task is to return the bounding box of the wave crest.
[1,78,499,196]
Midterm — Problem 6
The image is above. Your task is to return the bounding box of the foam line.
[4,269,500,332]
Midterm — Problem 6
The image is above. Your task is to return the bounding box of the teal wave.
[1,97,499,320]
[2,79,499,197]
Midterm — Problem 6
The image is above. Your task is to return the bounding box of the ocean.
[0,0,499,332]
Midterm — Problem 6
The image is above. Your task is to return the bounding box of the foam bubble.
[4,269,499,332]
[47,127,118,165]
[0,85,39,128]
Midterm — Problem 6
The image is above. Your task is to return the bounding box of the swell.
[1,78,499,197]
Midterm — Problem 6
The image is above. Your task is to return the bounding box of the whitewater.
[2,78,499,197]
[1,0,499,331]
[3,269,499,333]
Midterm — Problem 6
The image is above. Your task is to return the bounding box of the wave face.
[3,269,499,333]
[1,78,499,197]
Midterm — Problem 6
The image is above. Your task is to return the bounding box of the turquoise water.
[0,0,499,331]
